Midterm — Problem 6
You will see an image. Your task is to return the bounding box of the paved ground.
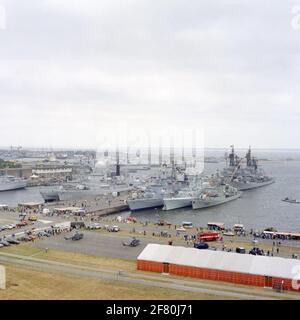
[33,231,167,260]
[0,211,66,238]
[2,209,300,260]
[45,190,130,214]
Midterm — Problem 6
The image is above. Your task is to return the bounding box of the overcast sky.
[0,0,300,149]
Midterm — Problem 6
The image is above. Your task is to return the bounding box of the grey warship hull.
[163,197,193,210]
[192,192,242,210]
[127,198,164,211]
[40,191,60,202]
[230,178,275,191]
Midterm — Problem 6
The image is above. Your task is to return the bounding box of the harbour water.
[1,150,300,231]
[0,186,45,206]
[130,159,300,231]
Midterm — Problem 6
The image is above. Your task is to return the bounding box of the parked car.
[5,224,16,230]
[86,223,102,230]
[249,247,264,255]
[109,225,120,232]
[194,241,209,249]
[28,216,38,221]
[236,247,246,254]
[122,237,140,247]
[20,236,31,242]
[37,231,51,237]
[6,238,20,245]
[17,221,29,228]
[21,235,37,242]
[2,225,12,230]
[65,232,84,241]
[127,217,137,223]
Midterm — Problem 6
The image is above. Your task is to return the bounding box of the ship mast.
[116,147,120,176]
[147,135,151,166]
[170,136,175,178]
[229,145,235,167]
[192,130,196,168]
[158,136,163,167]
[246,146,252,167]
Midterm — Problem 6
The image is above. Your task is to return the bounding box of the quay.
[57,192,130,217]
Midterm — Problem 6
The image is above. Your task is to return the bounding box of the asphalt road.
[33,231,161,260]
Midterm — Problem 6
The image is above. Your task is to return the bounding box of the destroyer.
[163,189,195,211]
[127,166,198,211]
[162,178,204,211]
[40,182,131,202]
[192,184,241,210]
[127,184,167,211]
[40,190,60,202]
[222,146,274,191]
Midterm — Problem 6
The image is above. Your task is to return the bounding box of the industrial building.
[32,166,73,180]
[0,167,32,179]
[137,244,300,292]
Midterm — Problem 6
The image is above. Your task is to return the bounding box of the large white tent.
[138,244,300,280]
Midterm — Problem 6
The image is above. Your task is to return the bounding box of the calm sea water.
[1,150,300,231]
[130,160,300,231]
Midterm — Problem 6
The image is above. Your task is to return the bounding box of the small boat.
[282,197,300,204]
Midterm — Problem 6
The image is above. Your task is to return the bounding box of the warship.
[40,190,60,202]
[162,189,196,211]
[162,177,204,211]
[40,182,131,202]
[222,146,274,191]
[127,162,201,211]
[192,184,241,210]
[127,176,177,211]
[127,187,166,211]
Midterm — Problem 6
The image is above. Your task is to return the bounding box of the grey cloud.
[0,0,299,148]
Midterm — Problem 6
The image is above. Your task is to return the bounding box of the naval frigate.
[192,184,241,210]
[222,146,274,191]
